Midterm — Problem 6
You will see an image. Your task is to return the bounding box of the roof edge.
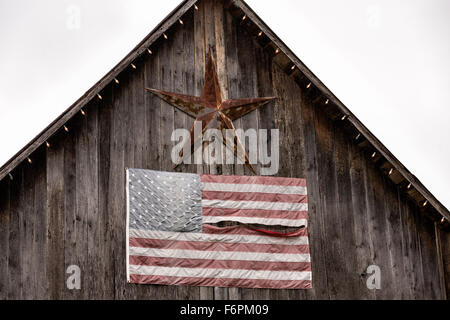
[232,0,450,222]
[0,0,196,180]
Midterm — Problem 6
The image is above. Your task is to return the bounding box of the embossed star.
[146,50,275,174]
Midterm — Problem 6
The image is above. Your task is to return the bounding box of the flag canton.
[128,169,202,232]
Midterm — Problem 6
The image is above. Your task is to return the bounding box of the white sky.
[0,0,449,210]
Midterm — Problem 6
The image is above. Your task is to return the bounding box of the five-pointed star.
[146,51,275,174]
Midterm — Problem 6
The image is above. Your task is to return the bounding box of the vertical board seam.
[125,168,130,283]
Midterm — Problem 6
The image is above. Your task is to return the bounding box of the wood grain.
[0,179,10,299]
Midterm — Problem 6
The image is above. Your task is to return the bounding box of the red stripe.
[129,255,312,272]
[130,274,312,289]
[129,237,310,254]
[202,190,307,203]
[202,207,308,220]
[202,223,308,237]
[201,174,307,187]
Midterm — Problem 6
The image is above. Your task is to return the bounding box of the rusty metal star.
[146,50,275,174]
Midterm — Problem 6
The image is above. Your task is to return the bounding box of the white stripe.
[202,216,308,227]
[202,182,307,195]
[129,265,312,281]
[129,246,310,263]
[129,228,309,246]
[202,199,308,211]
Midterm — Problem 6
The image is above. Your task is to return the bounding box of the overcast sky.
[0,0,449,210]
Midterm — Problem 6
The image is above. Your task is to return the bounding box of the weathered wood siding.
[0,0,448,299]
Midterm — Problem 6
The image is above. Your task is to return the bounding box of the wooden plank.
[73,113,90,300]
[0,0,199,183]
[435,223,448,300]
[182,8,198,177]
[17,167,25,299]
[416,211,441,299]
[46,136,65,300]
[285,71,311,301]
[360,157,381,299]
[32,148,48,299]
[313,108,345,299]
[63,117,84,300]
[439,228,450,298]
[202,0,219,187]
[348,142,376,299]
[332,125,360,299]
[362,157,396,299]
[254,40,275,162]
[300,76,330,300]
[159,25,175,174]
[145,38,162,172]
[85,102,101,299]
[222,1,238,180]
[133,55,147,171]
[194,0,205,178]
[235,16,259,178]
[382,171,409,298]
[397,191,415,299]
[109,67,128,300]
[21,160,35,299]
[8,166,23,299]
[271,56,289,211]
[214,0,228,103]
[402,201,425,299]
[0,179,10,299]
[224,0,244,180]
[97,87,115,299]
[215,0,234,181]
[173,7,189,177]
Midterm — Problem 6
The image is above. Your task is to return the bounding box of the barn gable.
[0,0,449,299]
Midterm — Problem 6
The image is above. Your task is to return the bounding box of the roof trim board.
[0,0,449,223]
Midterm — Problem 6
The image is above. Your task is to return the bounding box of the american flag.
[126,169,311,290]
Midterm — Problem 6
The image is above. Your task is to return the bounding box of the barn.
[0,0,449,300]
